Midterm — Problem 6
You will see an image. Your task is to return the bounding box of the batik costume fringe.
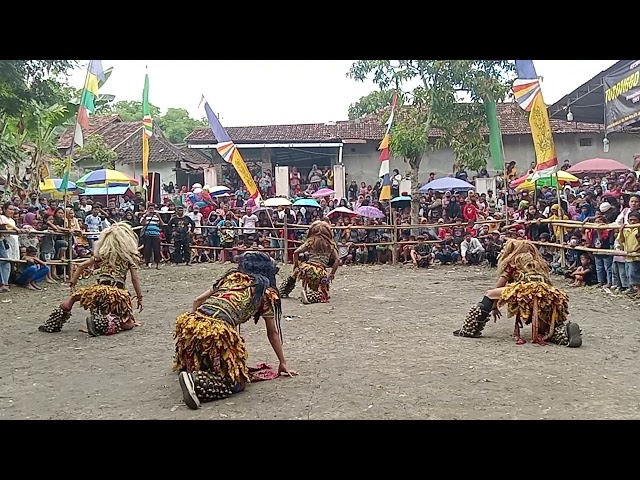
[295,262,330,303]
[39,284,135,335]
[173,311,250,385]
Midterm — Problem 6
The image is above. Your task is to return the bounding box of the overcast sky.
[67,60,617,127]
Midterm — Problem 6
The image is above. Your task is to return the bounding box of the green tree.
[348,89,403,120]
[108,100,161,122]
[76,136,117,169]
[156,108,207,143]
[347,60,515,222]
[108,102,206,143]
[0,60,78,169]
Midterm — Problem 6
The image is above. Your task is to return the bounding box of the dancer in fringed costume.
[453,239,582,347]
[278,220,339,304]
[175,251,297,410]
[39,222,144,336]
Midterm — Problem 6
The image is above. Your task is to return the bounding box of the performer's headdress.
[305,220,337,255]
[93,222,141,269]
[497,239,551,284]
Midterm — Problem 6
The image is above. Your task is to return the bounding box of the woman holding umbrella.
[278,220,339,304]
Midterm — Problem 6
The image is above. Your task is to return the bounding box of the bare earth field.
[1,262,639,420]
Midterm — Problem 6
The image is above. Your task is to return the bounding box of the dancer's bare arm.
[129,266,144,311]
[264,312,297,377]
[69,257,95,291]
[191,288,214,313]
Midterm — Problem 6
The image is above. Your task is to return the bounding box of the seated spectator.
[14,246,50,290]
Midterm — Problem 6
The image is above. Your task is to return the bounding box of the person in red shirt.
[465,220,477,237]
[462,197,478,223]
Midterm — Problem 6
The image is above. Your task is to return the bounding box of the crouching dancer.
[453,239,582,347]
[39,222,143,336]
[278,220,338,304]
[175,251,297,410]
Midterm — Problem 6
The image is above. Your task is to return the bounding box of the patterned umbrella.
[39,178,83,193]
[355,205,385,219]
[75,168,140,187]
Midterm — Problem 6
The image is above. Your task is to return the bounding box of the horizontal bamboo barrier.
[2,217,640,271]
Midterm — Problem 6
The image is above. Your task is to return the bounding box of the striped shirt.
[140,213,162,237]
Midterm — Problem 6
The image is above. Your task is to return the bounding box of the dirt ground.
[1,261,639,420]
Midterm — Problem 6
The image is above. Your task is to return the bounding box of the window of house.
[579,137,592,147]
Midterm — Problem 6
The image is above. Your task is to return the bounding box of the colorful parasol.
[39,178,83,194]
[513,171,579,191]
[75,168,140,187]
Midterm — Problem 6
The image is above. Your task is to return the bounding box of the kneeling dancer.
[175,252,297,410]
[278,220,338,304]
[453,239,582,347]
[39,222,143,336]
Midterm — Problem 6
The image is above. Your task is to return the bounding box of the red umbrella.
[567,158,631,174]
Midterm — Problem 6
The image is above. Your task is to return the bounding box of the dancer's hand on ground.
[136,297,144,312]
[278,363,298,377]
[492,308,501,322]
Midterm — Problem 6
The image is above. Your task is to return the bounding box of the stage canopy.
[548,60,638,126]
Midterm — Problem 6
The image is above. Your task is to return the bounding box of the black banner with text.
[604,60,640,132]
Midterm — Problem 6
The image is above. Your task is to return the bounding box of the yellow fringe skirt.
[78,284,134,321]
[173,311,249,384]
[497,281,569,333]
[294,261,330,302]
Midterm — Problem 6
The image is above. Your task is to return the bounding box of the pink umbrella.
[312,188,335,198]
[567,158,631,174]
[355,205,385,219]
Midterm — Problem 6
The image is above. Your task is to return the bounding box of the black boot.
[38,306,72,333]
[279,275,296,298]
[549,321,582,348]
[453,296,492,338]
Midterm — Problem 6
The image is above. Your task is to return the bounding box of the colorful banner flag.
[484,100,504,171]
[77,60,106,130]
[378,92,398,202]
[142,71,153,188]
[512,60,558,181]
[201,96,262,203]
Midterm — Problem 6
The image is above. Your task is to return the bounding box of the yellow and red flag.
[512,60,558,181]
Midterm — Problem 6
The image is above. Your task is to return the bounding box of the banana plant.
[20,101,70,193]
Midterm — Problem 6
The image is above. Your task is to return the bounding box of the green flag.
[485,100,504,171]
